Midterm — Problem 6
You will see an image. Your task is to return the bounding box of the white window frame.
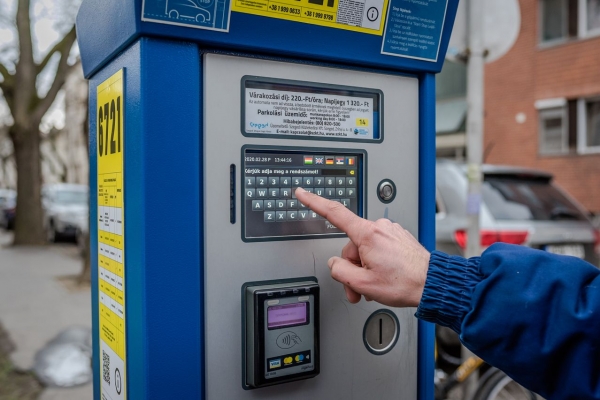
[577,97,600,154]
[537,99,569,155]
[581,0,600,38]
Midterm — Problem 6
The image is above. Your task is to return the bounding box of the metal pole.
[463,0,485,397]
[466,0,484,259]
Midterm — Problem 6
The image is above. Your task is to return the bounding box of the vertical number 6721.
[98,96,121,157]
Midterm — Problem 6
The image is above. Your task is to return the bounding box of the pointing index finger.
[295,187,368,245]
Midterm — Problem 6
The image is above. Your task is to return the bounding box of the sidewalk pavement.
[0,231,92,400]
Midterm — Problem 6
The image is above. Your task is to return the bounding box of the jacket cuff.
[415,251,482,334]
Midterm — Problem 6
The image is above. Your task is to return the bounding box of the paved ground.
[0,231,92,399]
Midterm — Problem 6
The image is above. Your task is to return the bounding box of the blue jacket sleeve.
[416,243,600,400]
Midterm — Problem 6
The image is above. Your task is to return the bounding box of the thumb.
[328,256,372,299]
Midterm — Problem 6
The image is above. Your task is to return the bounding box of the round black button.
[377,180,396,203]
[381,184,393,199]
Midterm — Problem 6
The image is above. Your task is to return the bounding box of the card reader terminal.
[243,278,320,389]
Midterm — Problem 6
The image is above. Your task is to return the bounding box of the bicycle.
[435,330,540,400]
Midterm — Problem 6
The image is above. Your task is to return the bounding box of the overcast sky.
[0,0,81,132]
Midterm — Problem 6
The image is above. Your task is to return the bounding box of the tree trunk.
[11,127,45,245]
[79,93,91,284]
[78,231,91,285]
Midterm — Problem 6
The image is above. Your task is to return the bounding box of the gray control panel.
[243,279,320,389]
[204,53,419,399]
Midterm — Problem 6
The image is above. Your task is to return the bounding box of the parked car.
[435,160,600,378]
[42,184,89,242]
[436,160,600,266]
[0,189,16,230]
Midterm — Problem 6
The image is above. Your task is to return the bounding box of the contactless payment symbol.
[276,331,302,349]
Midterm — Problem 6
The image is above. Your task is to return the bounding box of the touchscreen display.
[267,303,308,329]
[243,148,363,240]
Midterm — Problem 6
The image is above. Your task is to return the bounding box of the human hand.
[295,187,430,308]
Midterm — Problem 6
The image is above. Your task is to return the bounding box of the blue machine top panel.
[76,0,459,78]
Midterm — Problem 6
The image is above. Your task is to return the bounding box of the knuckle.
[371,220,390,236]
[375,218,393,227]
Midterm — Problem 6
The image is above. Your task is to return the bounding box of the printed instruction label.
[97,69,126,400]
[381,0,449,61]
[142,0,231,32]
[232,0,389,35]
[243,79,382,141]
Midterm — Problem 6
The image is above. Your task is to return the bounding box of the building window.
[540,0,600,42]
[539,107,569,154]
[588,0,600,34]
[540,0,579,42]
[579,98,600,151]
[538,98,600,155]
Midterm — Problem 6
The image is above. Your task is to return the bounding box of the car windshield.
[482,176,587,221]
[53,190,88,205]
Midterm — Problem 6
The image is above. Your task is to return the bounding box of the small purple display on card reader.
[268,302,307,329]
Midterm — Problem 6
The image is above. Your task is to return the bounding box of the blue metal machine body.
[78,1,458,398]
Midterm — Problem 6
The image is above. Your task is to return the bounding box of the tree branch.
[36,26,76,74]
[0,63,11,82]
[0,62,15,116]
[13,0,36,129]
[33,27,77,123]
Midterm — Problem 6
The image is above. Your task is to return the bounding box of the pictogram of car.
[166,0,214,23]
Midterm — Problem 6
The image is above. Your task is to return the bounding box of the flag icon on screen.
[315,157,324,165]
[304,156,313,165]
[325,157,334,165]
[347,157,355,166]
[335,157,345,165]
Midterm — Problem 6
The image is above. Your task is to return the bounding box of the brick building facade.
[483,0,600,214]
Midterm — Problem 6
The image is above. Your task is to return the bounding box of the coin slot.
[363,310,400,355]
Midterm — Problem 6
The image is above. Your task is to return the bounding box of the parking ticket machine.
[77,0,459,399]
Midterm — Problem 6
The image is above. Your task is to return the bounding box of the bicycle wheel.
[472,369,539,400]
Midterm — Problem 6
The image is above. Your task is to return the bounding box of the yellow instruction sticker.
[232,0,389,35]
[97,69,126,400]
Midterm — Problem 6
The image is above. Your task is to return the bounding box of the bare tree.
[80,72,90,284]
[0,0,77,245]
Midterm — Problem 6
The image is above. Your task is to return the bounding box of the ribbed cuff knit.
[415,251,483,334]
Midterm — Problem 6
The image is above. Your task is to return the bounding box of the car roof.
[42,183,88,192]
[436,159,553,180]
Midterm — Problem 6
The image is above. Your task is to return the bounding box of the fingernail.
[327,257,334,269]
[295,187,306,194]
